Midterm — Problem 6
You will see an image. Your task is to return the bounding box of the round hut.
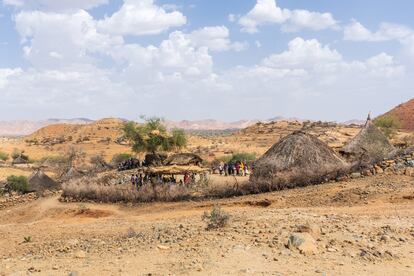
[163,153,203,166]
[340,115,396,164]
[28,170,60,193]
[12,155,29,166]
[251,131,348,190]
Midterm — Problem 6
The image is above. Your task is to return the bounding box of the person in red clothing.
[235,162,241,175]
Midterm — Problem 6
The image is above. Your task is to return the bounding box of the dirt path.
[1,174,414,275]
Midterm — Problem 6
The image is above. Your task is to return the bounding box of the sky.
[0,0,413,122]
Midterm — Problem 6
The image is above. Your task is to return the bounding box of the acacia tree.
[122,117,187,154]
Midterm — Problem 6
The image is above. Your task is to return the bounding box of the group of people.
[130,173,144,188]
[130,173,197,189]
[217,161,251,176]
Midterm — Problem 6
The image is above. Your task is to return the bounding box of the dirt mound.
[382,98,414,131]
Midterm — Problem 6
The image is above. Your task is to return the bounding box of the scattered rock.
[74,250,86,259]
[287,233,318,255]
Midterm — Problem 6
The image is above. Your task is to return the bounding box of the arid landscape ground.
[1,173,413,275]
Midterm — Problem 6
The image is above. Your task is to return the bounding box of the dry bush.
[205,164,350,198]
[62,177,190,203]
[202,205,230,230]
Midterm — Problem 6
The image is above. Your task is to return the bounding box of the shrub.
[374,115,401,138]
[6,175,29,193]
[216,152,256,164]
[0,151,9,161]
[230,152,256,163]
[23,236,32,243]
[202,205,230,230]
[111,153,133,165]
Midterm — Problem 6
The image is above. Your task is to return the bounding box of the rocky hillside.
[26,118,125,146]
[382,98,414,131]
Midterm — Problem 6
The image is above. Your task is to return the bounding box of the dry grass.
[0,167,32,182]
[62,177,191,203]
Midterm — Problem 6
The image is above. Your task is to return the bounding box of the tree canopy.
[123,117,187,153]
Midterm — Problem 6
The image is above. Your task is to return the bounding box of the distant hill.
[381,98,414,131]
[0,118,93,137]
[27,118,124,143]
[163,119,258,131]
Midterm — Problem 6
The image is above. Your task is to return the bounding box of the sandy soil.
[1,174,413,275]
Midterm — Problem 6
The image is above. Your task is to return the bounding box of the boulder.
[287,233,318,255]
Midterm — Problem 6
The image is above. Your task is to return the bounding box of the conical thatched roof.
[340,116,395,163]
[28,170,59,193]
[163,153,203,166]
[251,131,347,188]
[12,156,28,165]
[63,167,84,179]
[144,153,167,167]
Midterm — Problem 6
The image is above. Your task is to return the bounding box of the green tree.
[374,115,401,138]
[122,117,187,154]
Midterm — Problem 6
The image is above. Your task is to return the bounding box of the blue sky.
[0,0,413,121]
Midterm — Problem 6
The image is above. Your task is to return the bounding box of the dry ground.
[1,174,414,275]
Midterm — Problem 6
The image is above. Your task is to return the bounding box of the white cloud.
[239,0,338,33]
[228,14,236,23]
[187,26,248,52]
[344,20,412,42]
[343,20,414,63]
[0,68,23,89]
[2,1,412,122]
[263,37,342,68]
[4,0,108,11]
[97,0,186,36]
[15,10,123,68]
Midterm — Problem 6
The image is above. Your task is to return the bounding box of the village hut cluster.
[250,115,404,190]
[3,114,411,199]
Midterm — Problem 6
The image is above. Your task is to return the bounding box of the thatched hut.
[163,153,203,166]
[12,155,28,165]
[28,170,59,193]
[251,131,348,190]
[340,115,396,164]
[62,167,84,180]
[144,153,167,167]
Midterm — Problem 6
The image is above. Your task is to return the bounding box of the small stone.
[74,250,86,259]
[351,172,362,179]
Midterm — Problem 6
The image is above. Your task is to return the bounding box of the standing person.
[130,174,136,186]
[244,164,249,176]
[224,163,228,176]
[184,173,189,185]
[240,162,245,176]
[138,174,144,189]
[219,163,223,175]
[235,162,241,176]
